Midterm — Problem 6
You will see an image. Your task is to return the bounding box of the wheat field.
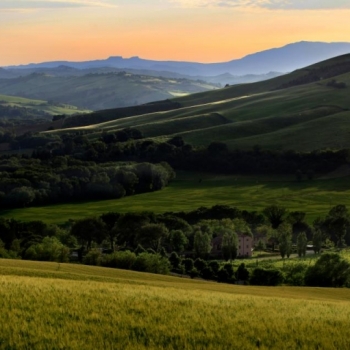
[0,259,350,349]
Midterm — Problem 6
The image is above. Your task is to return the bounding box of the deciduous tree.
[296,232,307,257]
[277,222,292,259]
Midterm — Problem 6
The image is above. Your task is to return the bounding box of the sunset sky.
[1,0,350,66]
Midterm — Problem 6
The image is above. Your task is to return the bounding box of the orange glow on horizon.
[1,6,350,66]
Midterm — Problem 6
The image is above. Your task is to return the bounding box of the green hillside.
[1,258,350,349]
[0,72,218,111]
[45,54,350,152]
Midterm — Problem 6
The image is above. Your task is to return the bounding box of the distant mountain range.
[4,41,350,76]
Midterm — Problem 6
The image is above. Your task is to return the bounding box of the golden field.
[0,259,350,349]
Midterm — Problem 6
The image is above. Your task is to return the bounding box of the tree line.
[1,203,350,285]
[28,131,350,176]
[2,126,350,178]
[0,156,174,208]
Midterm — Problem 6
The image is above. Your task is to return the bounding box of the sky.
[1,0,350,66]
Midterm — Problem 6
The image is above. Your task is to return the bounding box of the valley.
[1,41,350,350]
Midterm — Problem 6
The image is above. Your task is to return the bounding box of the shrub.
[25,237,70,263]
[133,253,170,275]
[283,263,307,286]
[304,253,350,287]
[236,263,250,282]
[250,267,284,286]
[83,249,102,266]
[189,268,199,279]
[182,258,194,273]
[194,258,207,272]
[201,266,215,280]
[217,268,230,283]
[101,251,136,270]
[0,241,18,259]
[208,261,220,274]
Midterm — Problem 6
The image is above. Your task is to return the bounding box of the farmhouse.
[211,234,253,258]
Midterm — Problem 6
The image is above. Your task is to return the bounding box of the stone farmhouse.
[211,234,253,258]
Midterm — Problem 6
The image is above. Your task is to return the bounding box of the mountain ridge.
[5,41,350,76]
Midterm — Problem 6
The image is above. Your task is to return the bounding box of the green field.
[1,172,350,224]
[45,55,350,151]
[0,258,350,349]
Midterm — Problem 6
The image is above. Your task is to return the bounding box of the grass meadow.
[0,258,350,349]
[1,172,350,224]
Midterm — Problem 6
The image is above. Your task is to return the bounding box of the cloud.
[262,0,350,10]
[169,0,350,9]
[0,0,118,10]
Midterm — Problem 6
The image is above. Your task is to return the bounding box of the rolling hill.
[46,54,350,152]
[0,72,218,111]
[0,65,283,87]
[0,94,89,119]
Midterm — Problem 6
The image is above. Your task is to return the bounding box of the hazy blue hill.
[0,72,218,111]
[0,68,16,79]
[0,66,283,86]
[216,41,350,75]
[6,41,350,76]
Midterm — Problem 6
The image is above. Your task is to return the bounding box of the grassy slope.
[45,55,350,151]
[2,172,350,224]
[0,259,350,349]
[0,94,89,116]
